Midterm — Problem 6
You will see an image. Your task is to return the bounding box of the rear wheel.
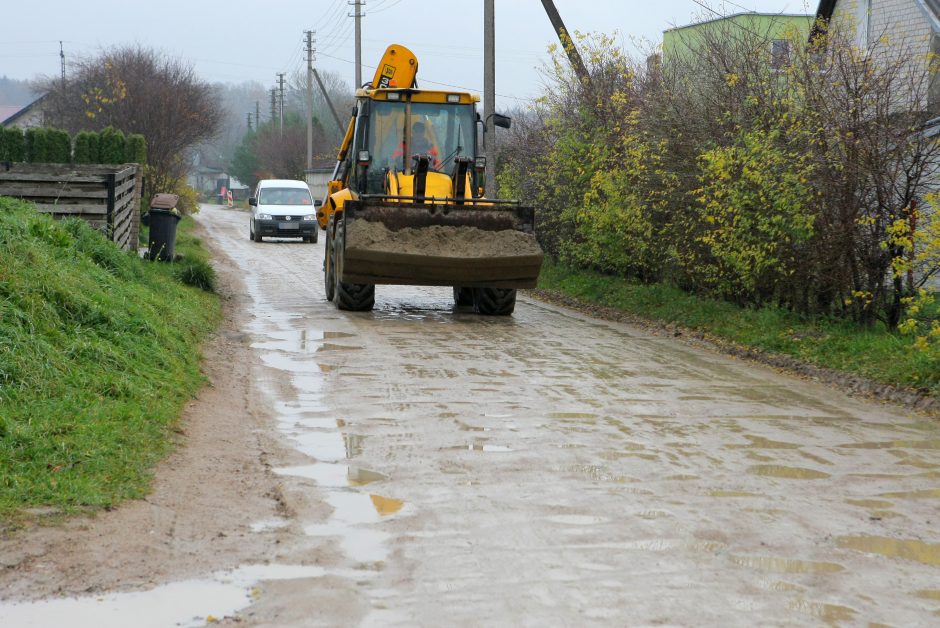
[324,227,336,301]
[453,287,473,307]
[332,220,374,311]
[472,287,516,316]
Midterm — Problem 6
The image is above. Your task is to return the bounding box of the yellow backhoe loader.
[318,44,543,315]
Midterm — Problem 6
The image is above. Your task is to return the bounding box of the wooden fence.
[0,163,141,251]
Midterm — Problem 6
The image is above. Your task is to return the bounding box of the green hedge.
[73,131,99,164]
[98,126,125,164]
[0,126,145,166]
[0,126,24,161]
[46,129,71,163]
[24,128,48,163]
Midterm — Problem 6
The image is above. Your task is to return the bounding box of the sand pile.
[346,220,542,258]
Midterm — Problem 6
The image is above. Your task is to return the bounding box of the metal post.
[352,0,363,88]
[306,30,315,172]
[484,0,497,198]
[270,88,277,125]
[256,101,261,129]
[247,112,252,131]
[277,72,286,133]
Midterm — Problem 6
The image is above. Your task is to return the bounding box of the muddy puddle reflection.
[0,564,328,628]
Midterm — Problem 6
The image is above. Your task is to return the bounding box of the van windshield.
[258,187,313,206]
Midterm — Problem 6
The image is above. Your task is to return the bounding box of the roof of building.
[0,105,21,123]
[663,12,812,34]
[0,94,46,126]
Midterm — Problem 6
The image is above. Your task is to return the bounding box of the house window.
[771,39,791,69]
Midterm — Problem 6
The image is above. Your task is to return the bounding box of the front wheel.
[332,221,374,311]
[472,288,516,316]
[453,287,474,307]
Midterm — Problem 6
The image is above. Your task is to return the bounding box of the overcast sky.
[2,0,815,108]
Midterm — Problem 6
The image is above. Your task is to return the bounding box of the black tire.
[252,223,262,242]
[453,287,474,307]
[332,222,374,311]
[324,228,336,302]
[335,280,375,311]
[311,229,319,244]
[472,287,516,315]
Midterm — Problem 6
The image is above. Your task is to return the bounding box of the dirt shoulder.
[526,288,940,416]
[0,220,287,601]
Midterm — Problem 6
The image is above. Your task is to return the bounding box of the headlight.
[257,213,272,220]
[302,215,316,221]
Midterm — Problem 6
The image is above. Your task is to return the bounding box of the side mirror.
[248,197,257,206]
[493,113,512,129]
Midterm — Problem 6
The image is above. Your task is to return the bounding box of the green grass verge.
[538,260,940,397]
[0,198,221,521]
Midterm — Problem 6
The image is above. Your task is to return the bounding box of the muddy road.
[2,203,940,626]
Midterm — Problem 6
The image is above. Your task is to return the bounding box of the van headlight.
[302,215,316,221]
[257,213,272,220]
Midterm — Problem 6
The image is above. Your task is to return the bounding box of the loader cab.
[351,91,480,195]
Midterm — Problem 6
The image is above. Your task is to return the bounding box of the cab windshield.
[367,100,475,178]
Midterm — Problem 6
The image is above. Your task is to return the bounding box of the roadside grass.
[0,198,221,522]
[537,260,940,397]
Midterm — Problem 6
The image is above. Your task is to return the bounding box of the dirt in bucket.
[346,221,542,258]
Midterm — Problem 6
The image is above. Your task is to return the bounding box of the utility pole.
[483,0,497,197]
[539,0,590,85]
[256,101,261,129]
[306,30,315,172]
[59,41,65,82]
[247,112,253,131]
[350,0,364,88]
[276,72,286,133]
[270,88,277,125]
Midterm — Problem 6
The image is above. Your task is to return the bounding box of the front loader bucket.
[338,199,544,288]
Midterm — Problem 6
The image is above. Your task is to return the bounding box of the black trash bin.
[146,193,181,262]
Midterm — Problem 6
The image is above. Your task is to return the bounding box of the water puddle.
[304,492,403,563]
[787,598,857,624]
[838,440,940,450]
[880,489,940,499]
[837,535,940,566]
[747,465,830,480]
[449,443,514,453]
[845,499,893,509]
[706,490,759,498]
[727,436,800,449]
[730,555,845,573]
[547,515,609,526]
[273,464,386,487]
[0,564,326,628]
[249,518,290,533]
[637,510,671,519]
[290,432,364,460]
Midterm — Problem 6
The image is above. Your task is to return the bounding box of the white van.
[249,179,318,243]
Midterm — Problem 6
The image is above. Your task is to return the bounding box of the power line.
[369,0,405,14]
[315,50,534,102]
